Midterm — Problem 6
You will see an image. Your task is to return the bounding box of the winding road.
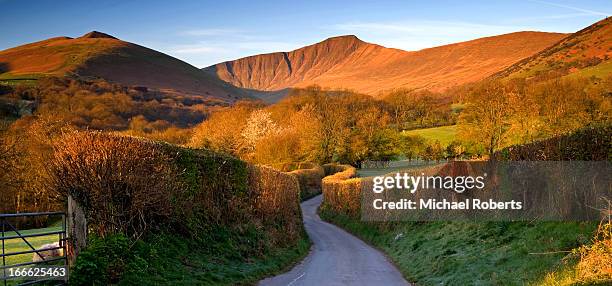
[259,195,410,286]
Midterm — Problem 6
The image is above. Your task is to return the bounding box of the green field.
[564,60,612,79]
[2,226,63,266]
[356,160,441,177]
[0,73,42,86]
[402,125,457,146]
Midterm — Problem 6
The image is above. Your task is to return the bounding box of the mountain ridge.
[205,31,567,96]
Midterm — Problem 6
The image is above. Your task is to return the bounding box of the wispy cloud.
[527,0,610,16]
[164,28,305,67]
[333,21,524,36]
[510,12,598,22]
[180,28,243,37]
[330,20,534,51]
[172,45,222,54]
[171,40,299,55]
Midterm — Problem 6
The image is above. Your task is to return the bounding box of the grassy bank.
[320,210,598,285]
[71,231,310,285]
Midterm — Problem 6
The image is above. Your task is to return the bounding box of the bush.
[48,132,305,283]
[49,132,182,237]
[69,234,132,286]
[247,165,302,245]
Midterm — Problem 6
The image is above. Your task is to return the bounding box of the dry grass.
[575,221,612,282]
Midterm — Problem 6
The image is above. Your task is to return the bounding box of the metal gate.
[0,212,67,286]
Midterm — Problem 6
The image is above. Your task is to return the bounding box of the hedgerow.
[494,124,611,161]
[46,131,304,283]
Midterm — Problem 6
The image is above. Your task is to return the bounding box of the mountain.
[0,31,251,102]
[204,32,566,97]
[496,17,611,80]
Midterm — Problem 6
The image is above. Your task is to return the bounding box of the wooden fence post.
[67,195,87,266]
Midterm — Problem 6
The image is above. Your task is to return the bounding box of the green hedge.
[495,124,611,161]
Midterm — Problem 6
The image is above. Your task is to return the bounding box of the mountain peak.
[320,35,363,45]
[80,31,117,39]
[325,35,360,41]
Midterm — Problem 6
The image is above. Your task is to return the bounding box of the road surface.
[259,195,410,286]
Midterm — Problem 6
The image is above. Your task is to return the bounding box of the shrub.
[49,132,181,237]
[247,165,302,245]
[69,234,132,286]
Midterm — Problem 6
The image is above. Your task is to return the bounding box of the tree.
[458,80,512,156]
[421,140,444,162]
[242,110,278,152]
[401,134,427,161]
[445,140,466,160]
[189,101,258,155]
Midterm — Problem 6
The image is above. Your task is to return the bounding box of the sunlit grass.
[356,160,441,177]
[2,226,63,266]
[402,125,457,146]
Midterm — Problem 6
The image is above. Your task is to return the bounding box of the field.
[0,73,41,86]
[402,125,457,146]
[356,160,441,177]
[2,226,63,266]
[565,60,612,79]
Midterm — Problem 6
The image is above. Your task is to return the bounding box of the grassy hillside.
[497,17,611,80]
[0,31,250,102]
[402,125,457,146]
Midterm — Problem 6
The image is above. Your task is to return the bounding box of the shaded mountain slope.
[0,31,250,102]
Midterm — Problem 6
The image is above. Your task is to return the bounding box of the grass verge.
[320,209,598,285]
[70,231,310,285]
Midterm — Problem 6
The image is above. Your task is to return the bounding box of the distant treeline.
[458,75,611,156]
[0,77,218,144]
[190,86,457,168]
[191,74,610,166]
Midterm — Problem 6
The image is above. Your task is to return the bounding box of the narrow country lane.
[259,195,410,286]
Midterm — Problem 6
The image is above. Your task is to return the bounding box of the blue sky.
[0,0,610,68]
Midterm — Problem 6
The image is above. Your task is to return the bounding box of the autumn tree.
[458,80,512,156]
[189,101,260,155]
